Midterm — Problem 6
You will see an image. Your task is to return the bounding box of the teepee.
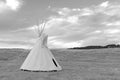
[20,21,62,72]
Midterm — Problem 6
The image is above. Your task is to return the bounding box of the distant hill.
[69,44,120,49]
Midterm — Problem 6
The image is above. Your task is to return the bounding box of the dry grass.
[0,48,120,80]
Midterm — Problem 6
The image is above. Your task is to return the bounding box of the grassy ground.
[0,48,120,80]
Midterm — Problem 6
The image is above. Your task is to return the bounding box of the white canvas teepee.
[20,21,62,72]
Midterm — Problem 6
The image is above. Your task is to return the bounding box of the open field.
[0,48,120,80]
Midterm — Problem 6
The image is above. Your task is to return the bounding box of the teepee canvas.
[20,21,62,72]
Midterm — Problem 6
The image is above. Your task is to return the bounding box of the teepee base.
[20,69,60,72]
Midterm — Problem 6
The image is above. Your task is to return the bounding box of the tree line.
[70,44,120,49]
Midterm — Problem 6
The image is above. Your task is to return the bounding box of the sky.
[0,0,120,48]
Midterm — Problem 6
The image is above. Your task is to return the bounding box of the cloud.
[1,1,120,48]
[0,31,36,49]
[48,40,82,48]
[0,0,22,13]
[98,1,120,16]
[104,29,120,34]
[43,1,120,48]
[6,0,22,11]
[100,1,109,8]
[12,1,120,48]
[103,21,120,26]
[0,39,32,45]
